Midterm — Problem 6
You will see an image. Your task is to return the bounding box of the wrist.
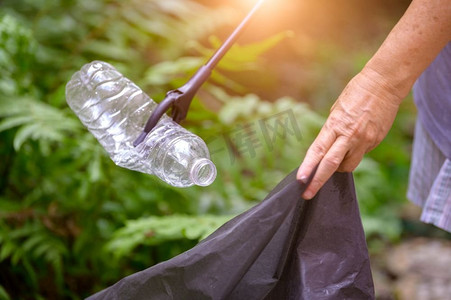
[358,64,409,105]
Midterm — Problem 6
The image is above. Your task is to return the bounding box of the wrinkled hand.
[297,68,403,199]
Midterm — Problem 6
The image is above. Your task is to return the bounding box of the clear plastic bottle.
[65,61,216,187]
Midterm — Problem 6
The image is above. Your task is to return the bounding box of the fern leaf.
[14,123,56,150]
[143,56,204,86]
[0,242,15,262]
[0,116,30,131]
[21,233,47,254]
[105,214,234,259]
[0,97,81,150]
[11,247,24,266]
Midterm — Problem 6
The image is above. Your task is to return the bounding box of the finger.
[297,125,336,183]
[302,137,349,199]
[337,144,367,172]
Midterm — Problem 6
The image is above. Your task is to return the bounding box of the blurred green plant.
[0,1,299,298]
[105,214,234,260]
[0,0,414,299]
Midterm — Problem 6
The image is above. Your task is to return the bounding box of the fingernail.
[303,190,313,200]
[298,175,308,184]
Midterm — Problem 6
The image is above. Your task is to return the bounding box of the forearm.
[364,0,451,101]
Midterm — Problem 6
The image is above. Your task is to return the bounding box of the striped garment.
[407,120,451,232]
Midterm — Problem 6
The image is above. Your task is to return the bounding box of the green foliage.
[0,14,36,95]
[0,285,11,300]
[0,0,415,299]
[106,214,233,260]
[0,220,67,290]
[0,1,300,298]
[0,97,81,150]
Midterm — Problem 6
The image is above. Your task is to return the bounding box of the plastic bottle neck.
[189,158,217,187]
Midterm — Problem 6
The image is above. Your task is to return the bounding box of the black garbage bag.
[88,170,374,300]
